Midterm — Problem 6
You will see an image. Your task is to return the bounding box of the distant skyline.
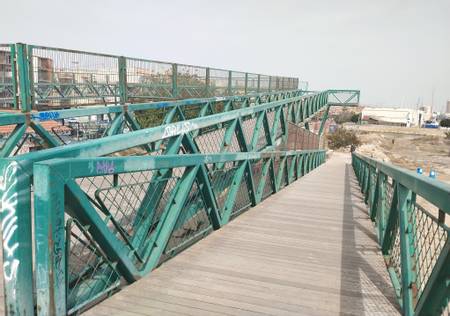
[1,0,449,111]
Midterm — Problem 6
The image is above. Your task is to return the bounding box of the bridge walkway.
[83,153,399,315]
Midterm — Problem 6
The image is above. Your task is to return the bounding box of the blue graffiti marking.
[31,111,60,121]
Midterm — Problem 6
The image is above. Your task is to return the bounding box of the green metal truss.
[33,149,326,315]
[0,89,360,158]
[352,153,450,316]
[0,90,339,315]
[0,89,304,157]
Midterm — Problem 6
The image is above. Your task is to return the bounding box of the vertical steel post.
[205,67,210,97]
[172,64,178,98]
[397,183,415,316]
[227,70,232,95]
[244,73,248,95]
[34,164,67,316]
[257,74,261,93]
[0,160,34,315]
[10,44,19,110]
[16,43,32,112]
[118,56,127,105]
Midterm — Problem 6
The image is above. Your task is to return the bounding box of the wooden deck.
[84,153,400,315]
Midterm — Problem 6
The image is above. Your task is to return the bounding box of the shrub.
[327,128,361,149]
[440,118,450,127]
[333,111,359,124]
[350,113,360,123]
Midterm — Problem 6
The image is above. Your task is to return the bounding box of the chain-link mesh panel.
[410,203,449,304]
[126,58,172,100]
[30,47,119,109]
[231,175,252,218]
[387,219,402,299]
[251,159,263,191]
[241,115,257,147]
[209,69,229,96]
[75,168,182,267]
[259,75,270,92]
[207,162,239,216]
[247,73,258,93]
[231,71,246,95]
[177,64,207,98]
[195,127,226,153]
[179,103,204,121]
[159,180,212,263]
[66,218,121,315]
[383,179,395,227]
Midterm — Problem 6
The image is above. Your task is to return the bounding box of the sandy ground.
[346,124,450,184]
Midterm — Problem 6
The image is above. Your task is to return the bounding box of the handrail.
[0,89,360,158]
[0,90,330,315]
[352,153,449,316]
[33,149,326,314]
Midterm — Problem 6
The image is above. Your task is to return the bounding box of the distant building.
[361,107,425,127]
[447,100,450,115]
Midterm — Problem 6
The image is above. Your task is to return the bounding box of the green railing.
[0,89,304,157]
[0,90,334,315]
[0,89,360,158]
[33,150,325,315]
[0,43,305,111]
[352,153,450,316]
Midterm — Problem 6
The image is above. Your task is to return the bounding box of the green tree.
[440,118,450,127]
[327,128,361,149]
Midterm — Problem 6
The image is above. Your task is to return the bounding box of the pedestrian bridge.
[84,153,400,316]
[0,43,448,316]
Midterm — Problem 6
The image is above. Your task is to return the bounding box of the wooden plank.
[80,153,399,315]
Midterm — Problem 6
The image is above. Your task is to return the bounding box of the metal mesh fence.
[177,64,207,98]
[0,45,15,108]
[231,71,246,95]
[30,46,120,109]
[66,218,121,314]
[410,202,449,305]
[247,73,259,93]
[209,68,229,96]
[1,43,299,109]
[126,58,172,101]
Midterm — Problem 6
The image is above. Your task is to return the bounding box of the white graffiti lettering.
[162,121,199,138]
[0,162,20,286]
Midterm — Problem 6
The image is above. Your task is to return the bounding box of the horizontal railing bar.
[353,153,450,215]
[9,93,322,167]
[38,150,324,178]
[0,89,306,124]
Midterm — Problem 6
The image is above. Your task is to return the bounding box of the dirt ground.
[345,124,450,184]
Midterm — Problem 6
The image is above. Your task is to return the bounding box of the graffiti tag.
[0,162,20,284]
[162,121,199,138]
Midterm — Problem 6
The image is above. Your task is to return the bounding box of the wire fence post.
[118,56,127,105]
[244,73,248,95]
[16,43,32,112]
[227,70,232,96]
[205,67,210,97]
[172,63,178,98]
[257,74,261,93]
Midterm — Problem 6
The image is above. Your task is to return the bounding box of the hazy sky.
[2,0,450,111]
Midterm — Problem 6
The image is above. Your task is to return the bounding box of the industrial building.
[361,106,431,127]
